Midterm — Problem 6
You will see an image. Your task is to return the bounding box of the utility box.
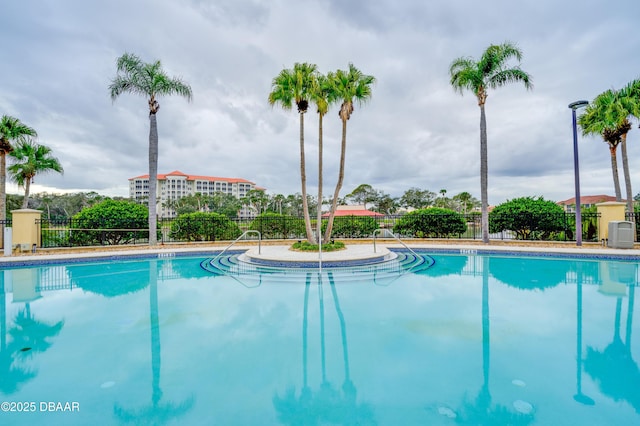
[607,221,635,249]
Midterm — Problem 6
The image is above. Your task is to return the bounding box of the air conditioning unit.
[607,221,635,249]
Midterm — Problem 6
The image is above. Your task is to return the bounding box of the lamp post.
[569,100,589,246]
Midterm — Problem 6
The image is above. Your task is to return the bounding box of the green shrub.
[70,199,150,245]
[323,216,379,238]
[292,240,345,252]
[393,207,466,237]
[248,213,305,239]
[489,196,567,240]
[170,212,242,241]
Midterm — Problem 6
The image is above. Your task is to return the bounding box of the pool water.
[0,252,639,425]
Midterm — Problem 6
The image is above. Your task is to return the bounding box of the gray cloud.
[1,0,639,205]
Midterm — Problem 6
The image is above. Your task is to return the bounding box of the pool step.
[200,250,435,284]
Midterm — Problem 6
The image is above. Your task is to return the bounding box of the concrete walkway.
[0,241,639,266]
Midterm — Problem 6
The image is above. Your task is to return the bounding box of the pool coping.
[0,242,638,268]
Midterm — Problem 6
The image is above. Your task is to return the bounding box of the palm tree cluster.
[578,81,640,215]
[0,115,64,221]
[269,63,375,245]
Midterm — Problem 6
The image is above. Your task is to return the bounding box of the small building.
[558,195,622,213]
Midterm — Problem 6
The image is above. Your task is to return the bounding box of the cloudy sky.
[1,0,638,205]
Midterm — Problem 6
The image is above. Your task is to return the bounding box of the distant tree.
[346,184,377,208]
[207,192,242,217]
[6,193,22,217]
[372,191,398,214]
[450,41,533,243]
[452,191,480,213]
[270,193,287,215]
[399,187,436,210]
[489,196,565,240]
[109,52,192,245]
[8,140,63,208]
[243,189,270,216]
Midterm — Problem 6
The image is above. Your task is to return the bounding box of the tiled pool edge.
[0,244,639,268]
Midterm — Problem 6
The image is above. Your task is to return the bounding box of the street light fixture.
[569,100,589,246]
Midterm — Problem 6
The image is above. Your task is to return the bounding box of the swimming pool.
[0,250,638,425]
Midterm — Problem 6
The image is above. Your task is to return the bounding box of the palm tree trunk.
[609,145,622,202]
[317,113,324,246]
[620,133,634,219]
[0,153,6,248]
[324,118,348,243]
[479,104,490,244]
[299,113,315,243]
[148,113,159,245]
[482,257,490,389]
[328,272,351,386]
[21,178,31,209]
[149,261,161,405]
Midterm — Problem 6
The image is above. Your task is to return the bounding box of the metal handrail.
[373,229,419,258]
[209,230,261,266]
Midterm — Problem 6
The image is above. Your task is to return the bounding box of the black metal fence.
[38,212,602,248]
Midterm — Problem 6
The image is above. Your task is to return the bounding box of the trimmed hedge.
[248,213,306,239]
[170,212,242,241]
[393,208,467,238]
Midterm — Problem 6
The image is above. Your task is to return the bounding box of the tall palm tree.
[578,90,626,202]
[310,73,334,246]
[8,140,63,208]
[269,63,318,243]
[449,42,533,244]
[0,116,37,223]
[323,64,375,244]
[617,82,640,215]
[109,53,192,245]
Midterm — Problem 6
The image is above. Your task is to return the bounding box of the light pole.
[569,100,589,246]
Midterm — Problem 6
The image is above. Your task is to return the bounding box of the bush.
[292,240,345,252]
[248,213,305,239]
[170,212,242,241]
[489,196,567,240]
[70,199,150,245]
[323,216,379,238]
[393,207,466,238]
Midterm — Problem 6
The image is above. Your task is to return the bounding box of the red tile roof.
[321,209,384,217]
[557,194,623,205]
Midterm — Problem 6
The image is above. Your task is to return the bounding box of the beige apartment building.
[128,170,260,218]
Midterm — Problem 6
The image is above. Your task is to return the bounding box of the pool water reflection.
[0,252,638,425]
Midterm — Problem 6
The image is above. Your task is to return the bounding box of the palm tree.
[449,42,533,244]
[578,90,626,202]
[0,116,37,223]
[269,63,318,243]
[617,82,640,215]
[109,53,192,245]
[8,140,63,208]
[323,64,375,244]
[310,73,334,245]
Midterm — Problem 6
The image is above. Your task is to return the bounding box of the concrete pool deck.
[0,240,639,266]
